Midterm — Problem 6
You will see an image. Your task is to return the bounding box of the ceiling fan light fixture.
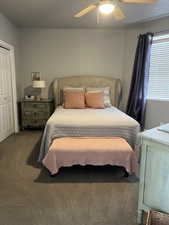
[99,1,115,14]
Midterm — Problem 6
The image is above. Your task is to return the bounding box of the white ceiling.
[0,0,169,28]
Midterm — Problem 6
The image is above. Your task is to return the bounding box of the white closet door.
[0,47,14,142]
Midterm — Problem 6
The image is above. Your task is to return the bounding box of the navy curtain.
[126,33,154,130]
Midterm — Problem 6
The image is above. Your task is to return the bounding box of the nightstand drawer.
[23,102,49,111]
[23,111,49,119]
[23,111,33,117]
[20,100,54,130]
[23,119,47,127]
[35,111,50,119]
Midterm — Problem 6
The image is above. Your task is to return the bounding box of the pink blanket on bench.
[42,137,138,175]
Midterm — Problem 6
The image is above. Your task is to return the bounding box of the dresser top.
[141,123,169,146]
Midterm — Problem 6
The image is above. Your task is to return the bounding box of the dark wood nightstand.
[20,99,54,130]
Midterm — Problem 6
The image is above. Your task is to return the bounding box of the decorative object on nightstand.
[32,80,46,100]
[20,99,54,130]
[138,123,169,224]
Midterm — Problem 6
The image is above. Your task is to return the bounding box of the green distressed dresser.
[138,124,169,224]
[21,99,54,129]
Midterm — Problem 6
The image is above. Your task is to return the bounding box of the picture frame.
[31,72,41,81]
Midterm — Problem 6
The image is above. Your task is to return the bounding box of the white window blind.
[147,34,169,99]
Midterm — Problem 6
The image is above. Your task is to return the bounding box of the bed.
[38,76,140,173]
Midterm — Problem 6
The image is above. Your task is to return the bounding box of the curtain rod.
[154,29,169,35]
[137,29,169,39]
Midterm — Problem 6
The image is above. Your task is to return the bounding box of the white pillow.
[63,87,85,92]
[86,87,111,107]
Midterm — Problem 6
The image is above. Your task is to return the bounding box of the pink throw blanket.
[42,137,138,175]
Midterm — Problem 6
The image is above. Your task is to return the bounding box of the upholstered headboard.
[53,76,122,107]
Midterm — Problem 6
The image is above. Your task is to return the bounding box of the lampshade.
[32,80,46,88]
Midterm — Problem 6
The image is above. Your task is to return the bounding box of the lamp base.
[35,95,41,101]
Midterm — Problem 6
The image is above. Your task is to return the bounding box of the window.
[147,33,169,99]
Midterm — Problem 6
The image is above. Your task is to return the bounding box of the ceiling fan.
[74,0,157,20]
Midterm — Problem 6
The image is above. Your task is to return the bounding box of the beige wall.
[1,10,169,129]
[20,28,125,102]
[0,12,21,98]
[19,19,169,128]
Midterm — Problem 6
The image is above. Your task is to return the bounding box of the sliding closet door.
[0,47,14,142]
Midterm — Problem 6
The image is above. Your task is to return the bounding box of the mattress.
[38,106,140,162]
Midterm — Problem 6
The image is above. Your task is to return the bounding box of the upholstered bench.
[42,137,137,175]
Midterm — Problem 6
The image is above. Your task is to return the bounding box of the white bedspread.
[38,106,140,162]
[48,106,139,127]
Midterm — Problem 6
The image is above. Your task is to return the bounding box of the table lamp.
[32,80,46,100]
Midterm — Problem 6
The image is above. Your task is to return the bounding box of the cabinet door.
[143,144,169,212]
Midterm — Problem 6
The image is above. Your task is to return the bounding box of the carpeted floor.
[0,131,139,225]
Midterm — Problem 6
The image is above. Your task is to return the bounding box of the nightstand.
[20,99,54,130]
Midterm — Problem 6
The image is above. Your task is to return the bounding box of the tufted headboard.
[53,76,122,108]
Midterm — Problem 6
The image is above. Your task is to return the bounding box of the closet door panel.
[0,48,14,142]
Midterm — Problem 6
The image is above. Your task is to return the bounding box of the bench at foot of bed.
[42,137,138,176]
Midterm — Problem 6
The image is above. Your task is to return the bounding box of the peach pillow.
[85,91,105,109]
[64,90,85,109]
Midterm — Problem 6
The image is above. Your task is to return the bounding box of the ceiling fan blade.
[113,5,125,20]
[121,0,156,3]
[74,5,97,17]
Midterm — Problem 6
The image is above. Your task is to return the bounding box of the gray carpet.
[0,131,139,225]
